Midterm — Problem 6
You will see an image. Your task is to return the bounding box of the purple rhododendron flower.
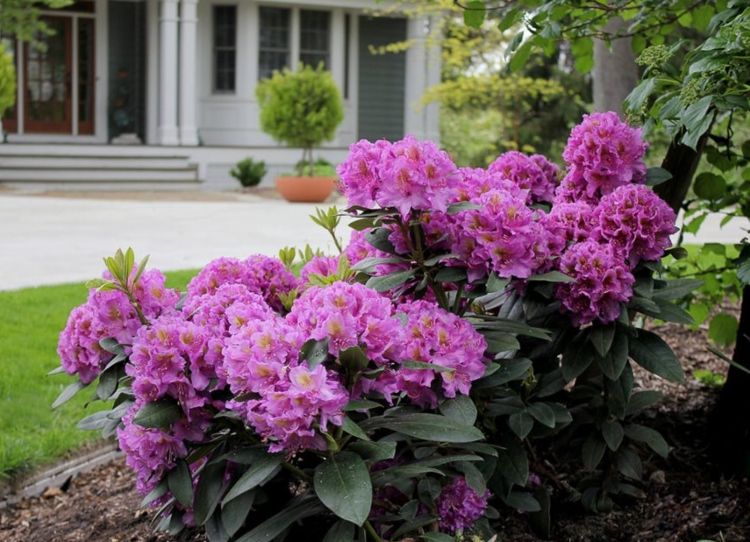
[393,299,487,406]
[556,112,648,203]
[436,477,491,534]
[556,240,635,326]
[338,135,459,216]
[186,255,298,312]
[299,255,340,285]
[594,184,677,266]
[286,281,403,363]
[57,269,178,383]
[547,201,597,244]
[489,151,558,204]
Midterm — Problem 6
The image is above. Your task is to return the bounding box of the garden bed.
[1,323,748,542]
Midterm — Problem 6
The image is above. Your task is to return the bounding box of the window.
[258,7,290,80]
[213,5,237,92]
[300,10,330,69]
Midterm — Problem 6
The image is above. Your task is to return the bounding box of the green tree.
[0,43,15,119]
[1,0,73,43]
[453,0,750,474]
[255,64,343,176]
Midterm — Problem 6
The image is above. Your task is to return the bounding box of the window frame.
[212,4,238,94]
[257,5,291,81]
[299,8,331,70]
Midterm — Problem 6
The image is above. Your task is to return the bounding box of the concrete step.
[0,156,193,170]
[0,167,199,183]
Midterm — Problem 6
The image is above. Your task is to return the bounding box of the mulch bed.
[1,324,748,542]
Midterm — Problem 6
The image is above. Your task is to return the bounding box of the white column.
[330,9,345,91]
[179,0,199,145]
[290,8,300,71]
[403,16,441,142]
[158,0,180,145]
[146,0,159,144]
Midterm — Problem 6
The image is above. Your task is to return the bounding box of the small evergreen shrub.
[230,158,267,187]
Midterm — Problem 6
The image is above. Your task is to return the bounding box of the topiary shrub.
[230,157,267,188]
[256,64,343,176]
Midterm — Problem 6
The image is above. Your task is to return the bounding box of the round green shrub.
[255,64,343,174]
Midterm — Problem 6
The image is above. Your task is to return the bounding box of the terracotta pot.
[275,175,337,203]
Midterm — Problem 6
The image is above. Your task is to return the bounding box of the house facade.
[0,0,440,188]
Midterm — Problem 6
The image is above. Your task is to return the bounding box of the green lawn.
[0,269,197,480]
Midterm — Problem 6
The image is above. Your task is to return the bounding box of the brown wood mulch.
[1,323,748,542]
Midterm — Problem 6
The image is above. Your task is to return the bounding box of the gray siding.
[357,17,406,141]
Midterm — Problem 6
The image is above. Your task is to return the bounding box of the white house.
[0,0,440,189]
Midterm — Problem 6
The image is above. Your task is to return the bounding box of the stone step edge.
[0,443,122,510]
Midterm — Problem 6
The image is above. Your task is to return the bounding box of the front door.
[24,16,73,133]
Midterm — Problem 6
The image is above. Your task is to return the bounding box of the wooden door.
[24,16,73,133]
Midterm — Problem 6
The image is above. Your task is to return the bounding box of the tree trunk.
[710,286,750,475]
[592,17,638,115]
[656,134,709,213]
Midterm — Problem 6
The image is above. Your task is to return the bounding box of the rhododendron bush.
[52,113,696,541]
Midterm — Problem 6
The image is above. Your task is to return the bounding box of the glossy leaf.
[314,452,372,526]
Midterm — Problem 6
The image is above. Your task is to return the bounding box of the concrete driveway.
[0,194,748,291]
[1,194,343,290]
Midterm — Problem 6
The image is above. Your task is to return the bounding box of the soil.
[1,324,748,542]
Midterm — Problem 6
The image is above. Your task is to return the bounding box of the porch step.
[0,152,200,184]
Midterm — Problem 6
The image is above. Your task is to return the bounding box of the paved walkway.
[0,194,747,290]
[1,194,343,290]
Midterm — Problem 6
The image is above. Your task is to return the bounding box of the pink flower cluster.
[556,241,635,326]
[436,477,491,534]
[58,269,178,383]
[393,300,488,406]
[286,281,403,362]
[338,136,460,216]
[594,184,677,266]
[222,315,348,453]
[556,111,648,204]
[449,189,550,281]
[488,151,559,204]
[186,255,298,312]
[299,255,340,285]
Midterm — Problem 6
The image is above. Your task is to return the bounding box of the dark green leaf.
[348,440,397,462]
[366,413,484,443]
[615,447,643,480]
[527,271,573,283]
[52,380,85,409]
[601,421,624,451]
[590,325,615,357]
[625,424,669,458]
[562,342,595,382]
[314,452,372,526]
[693,172,726,200]
[99,337,125,355]
[301,338,330,369]
[322,520,356,542]
[439,395,477,426]
[168,460,193,507]
[133,398,182,428]
[364,228,396,254]
[343,400,382,412]
[221,490,256,537]
[494,358,532,385]
[402,360,453,372]
[628,330,685,383]
[645,166,672,186]
[96,366,119,400]
[502,491,541,512]
[366,269,415,292]
[625,390,663,415]
[141,479,168,507]
[351,256,404,273]
[223,455,282,504]
[582,436,606,470]
[338,346,369,372]
[434,267,467,283]
[509,411,534,439]
[194,461,226,526]
[342,416,370,441]
[235,497,325,542]
[598,332,629,381]
[495,437,528,486]
[527,403,555,429]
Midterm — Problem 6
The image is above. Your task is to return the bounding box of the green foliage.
[256,64,343,173]
[230,158,267,188]
[693,369,726,387]
[0,43,15,120]
[0,0,73,43]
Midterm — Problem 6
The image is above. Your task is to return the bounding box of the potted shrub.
[256,64,344,202]
[230,157,268,188]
